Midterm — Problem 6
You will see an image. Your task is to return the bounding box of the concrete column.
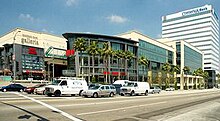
[180,73,184,90]
[186,77,189,90]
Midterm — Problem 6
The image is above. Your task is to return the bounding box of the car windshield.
[89,85,100,90]
[123,82,135,87]
[52,80,61,85]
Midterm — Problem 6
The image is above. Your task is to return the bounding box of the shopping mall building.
[0,28,67,80]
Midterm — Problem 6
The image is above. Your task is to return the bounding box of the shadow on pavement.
[1,102,49,121]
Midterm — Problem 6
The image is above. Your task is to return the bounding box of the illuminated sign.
[182,7,208,16]
[29,47,37,55]
[21,34,39,45]
[66,49,75,57]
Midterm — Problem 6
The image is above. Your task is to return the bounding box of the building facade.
[162,4,219,87]
[118,31,175,88]
[159,38,204,89]
[63,31,177,88]
[0,28,67,80]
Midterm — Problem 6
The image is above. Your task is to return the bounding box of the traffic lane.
[58,92,220,121]
[1,91,220,121]
[0,93,78,121]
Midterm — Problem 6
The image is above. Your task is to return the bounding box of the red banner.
[29,48,37,55]
[103,71,110,75]
[66,50,75,57]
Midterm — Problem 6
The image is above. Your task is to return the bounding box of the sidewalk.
[160,88,220,95]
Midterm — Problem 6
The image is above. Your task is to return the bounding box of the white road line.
[13,92,83,121]
[77,101,167,116]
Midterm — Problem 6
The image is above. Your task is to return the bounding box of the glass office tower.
[162,5,219,87]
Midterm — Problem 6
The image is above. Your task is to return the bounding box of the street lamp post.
[13,30,21,82]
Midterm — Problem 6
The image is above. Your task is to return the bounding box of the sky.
[0,0,219,39]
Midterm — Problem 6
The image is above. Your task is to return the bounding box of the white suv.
[45,77,88,97]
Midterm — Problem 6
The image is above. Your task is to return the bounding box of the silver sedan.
[82,85,116,98]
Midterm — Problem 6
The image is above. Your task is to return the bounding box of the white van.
[113,80,131,86]
[120,82,150,96]
[45,77,88,97]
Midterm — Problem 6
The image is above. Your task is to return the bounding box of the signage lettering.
[21,34,39,45]
[182,7,208,16]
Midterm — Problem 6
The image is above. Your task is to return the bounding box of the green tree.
[183,66,190,90]
[162,63,172,89]
[138,56,149,82]
[124,51,135,80]
[112,50,126,80]
[87,41,99,78]
[202,71,209,89]
[172,65,180,90]
[216,73,220,84]
[73,37,87,77]
[99,42,113,83]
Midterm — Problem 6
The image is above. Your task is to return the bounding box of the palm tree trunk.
[108,55,111,84]
[92,56,95,77]
[88,56,91,83]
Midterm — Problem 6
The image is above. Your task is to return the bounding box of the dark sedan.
[0,84,26,92]
[24,84,46,94]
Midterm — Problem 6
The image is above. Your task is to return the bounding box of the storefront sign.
[66,49,75,57]
[29,47,37,55]
[21,34,39,45]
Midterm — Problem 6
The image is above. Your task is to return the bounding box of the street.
[1,89,220,121]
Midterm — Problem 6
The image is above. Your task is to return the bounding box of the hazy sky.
[0,0,219,38]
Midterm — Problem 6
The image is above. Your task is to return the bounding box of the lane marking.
[13,92,83,121]
[77,101,167,116]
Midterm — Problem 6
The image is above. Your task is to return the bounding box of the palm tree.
[138,56,149,82]
[124,51,135,80]
[216,73,220,85]
[113,50,126,80]
[73,37,87,77]
[86,41,99,79]
[202,71,209,89]
[99,42,113,83]
[183,66,190,75]
[183,66,190,90]
[172,65,180,90]
[162,63,171,89]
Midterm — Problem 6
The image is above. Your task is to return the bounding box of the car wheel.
[130,91,135,96]
[3,89,6,92]
[79,90,83,96]
[19,89,23,92]
[120,93,124,96]
[109,92,114,97]
[54,90,61,97]
[47,93,52,97]
[93,92,98,98]
[145,90,148,96]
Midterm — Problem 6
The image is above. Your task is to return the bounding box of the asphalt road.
[1,89,220,121]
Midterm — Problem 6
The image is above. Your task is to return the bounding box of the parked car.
[82,85,116,98]
[112,84,122,94]
[0,83,26,92]
[45,77,88,97]
[25,84,46,94]
[149,86,161,94]
[88,83,102,88]
[120,82,150,96]
[34,85,47,95]
[165,87,175,91]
